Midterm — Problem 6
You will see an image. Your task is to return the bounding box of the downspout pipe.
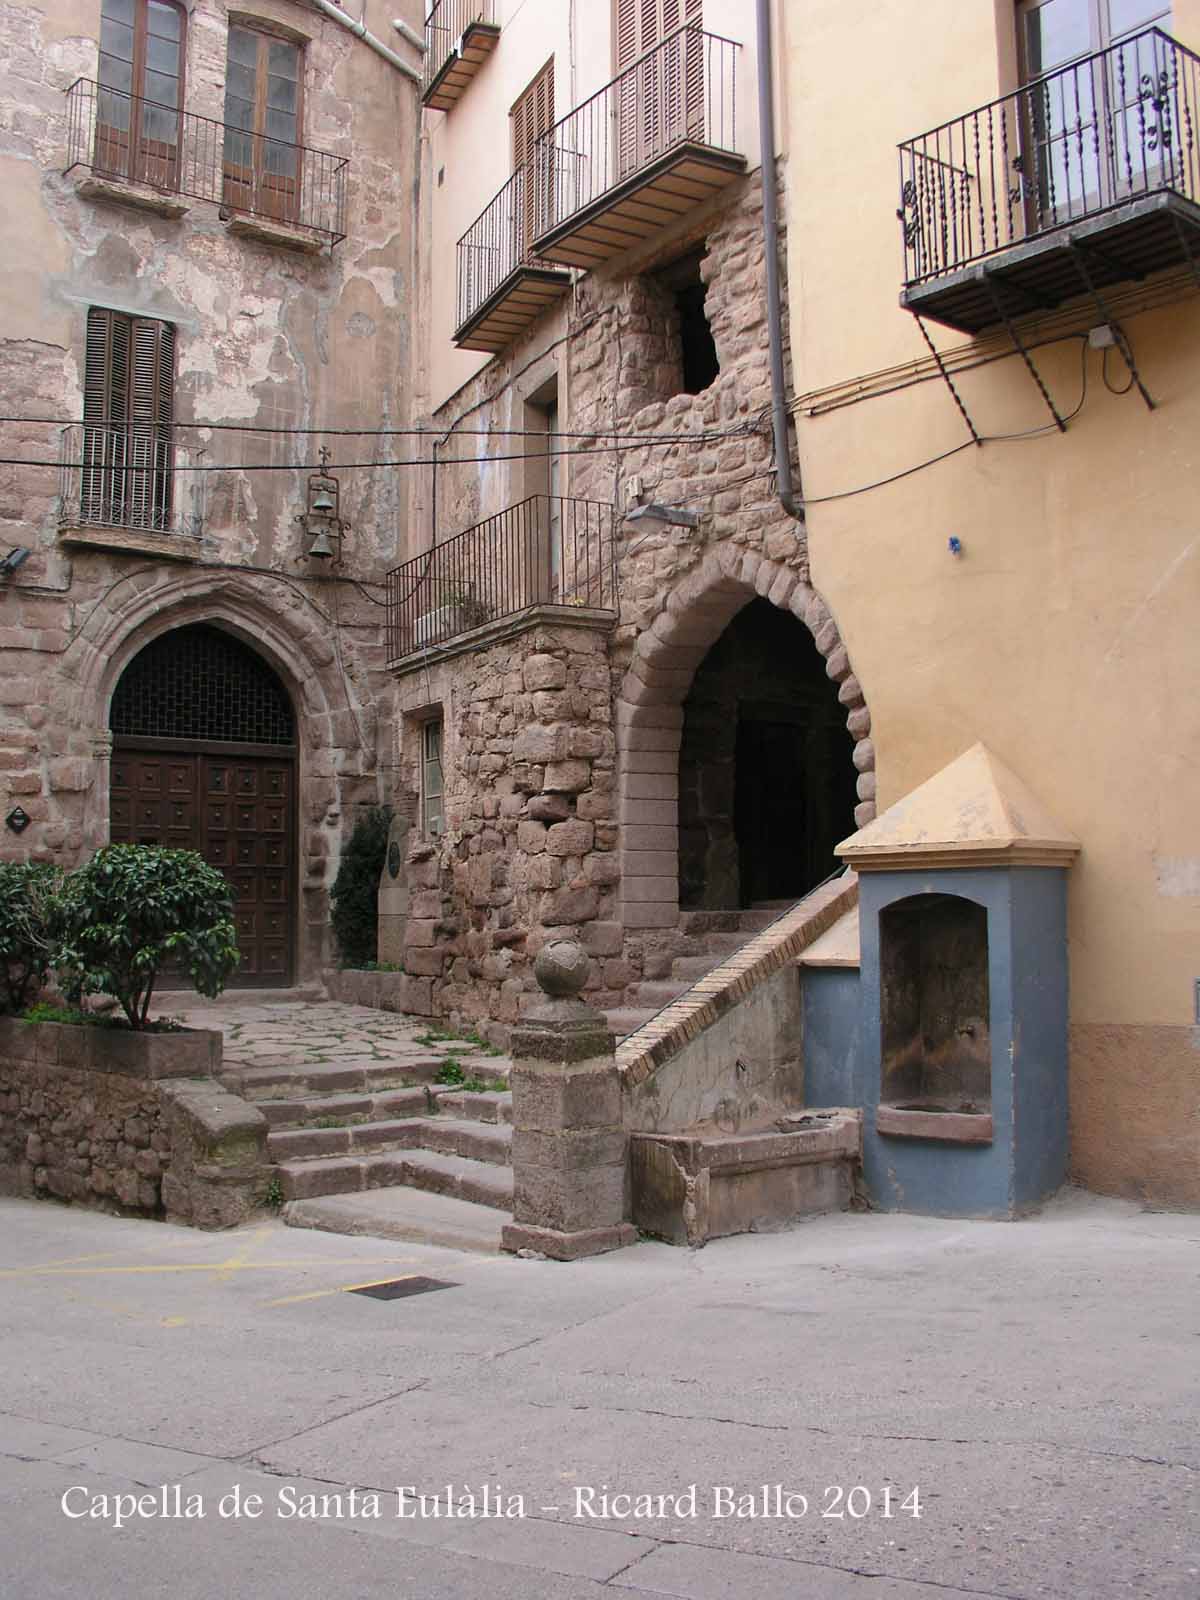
[755,0,803,522]
[310,0,423,84]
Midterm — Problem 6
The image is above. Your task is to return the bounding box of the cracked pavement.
[0,1188,1196,1598]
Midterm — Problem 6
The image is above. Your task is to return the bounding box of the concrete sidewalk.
[0,1189,1196,1599]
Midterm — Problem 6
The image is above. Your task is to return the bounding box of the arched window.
[96,0,186,190]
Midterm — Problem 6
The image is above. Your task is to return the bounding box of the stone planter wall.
[0,1017,267,1227]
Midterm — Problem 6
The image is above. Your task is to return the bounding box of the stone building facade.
[392,1,872,1032]
[0,0,422,984]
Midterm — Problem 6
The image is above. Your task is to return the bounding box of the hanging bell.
[307,526,335,560]
[310,488,336,514]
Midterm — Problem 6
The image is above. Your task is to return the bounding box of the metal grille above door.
[109,625,297,987]
[111,624,295,745]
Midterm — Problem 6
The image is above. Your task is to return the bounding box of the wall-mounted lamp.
[0,546,31,579]
[299,448,349,562]
[623,503,701,529]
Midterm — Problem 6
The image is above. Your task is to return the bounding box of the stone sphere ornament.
[533,938,590,998]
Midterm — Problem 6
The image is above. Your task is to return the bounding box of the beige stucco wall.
[786,0,1200,1043]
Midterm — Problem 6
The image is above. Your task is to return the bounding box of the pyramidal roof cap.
[837,743,1081,871]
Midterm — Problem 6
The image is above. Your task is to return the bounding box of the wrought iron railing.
[456,165,564,332]
[898,28,1200,289]
[533,27,741,240]
[64,79,348,245]
[424,0,496,99]
[386,496,616,663]
[58,424,202,538]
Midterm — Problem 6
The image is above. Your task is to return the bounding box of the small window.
[223,25,304,224]
[81,307,176,531]
[654,249,719,396]
[422,720,445,838]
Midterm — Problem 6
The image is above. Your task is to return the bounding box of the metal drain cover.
[348,1276,457,1301]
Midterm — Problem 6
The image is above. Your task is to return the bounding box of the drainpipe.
[391,17,426,53]
[310,0,423,84]
[756,0,802,522]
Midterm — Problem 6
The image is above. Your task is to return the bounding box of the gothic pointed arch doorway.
[108,623,297,985]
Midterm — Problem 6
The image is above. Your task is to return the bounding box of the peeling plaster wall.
[0,0,422,983]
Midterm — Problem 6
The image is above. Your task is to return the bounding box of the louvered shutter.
[511,61,554,254]
[82,308,174,530]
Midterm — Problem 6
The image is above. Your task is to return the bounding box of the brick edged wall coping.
[615,872,859,1088]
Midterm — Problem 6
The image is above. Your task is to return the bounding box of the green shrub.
[0,862,64,1015]
[54,844,239,1030]
[329,805,393,969]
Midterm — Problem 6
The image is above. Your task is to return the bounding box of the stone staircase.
[216,1042,517,1251]
[604,904,790,1041]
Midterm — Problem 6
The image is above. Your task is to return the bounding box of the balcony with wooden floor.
[531,27,747,272]
[454,167,572,353]
[423,0,500,112]
[897,28,1200,335]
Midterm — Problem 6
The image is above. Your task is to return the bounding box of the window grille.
[110,624,296,746]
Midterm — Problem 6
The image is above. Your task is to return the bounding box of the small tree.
[54,845,240,1029]
[0,861,64,1014]
[329,805,393,968]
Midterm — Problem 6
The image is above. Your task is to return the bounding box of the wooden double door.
[110,743,295,986]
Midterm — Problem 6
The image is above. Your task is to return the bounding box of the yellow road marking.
[0,1257,420,1281]
[214,1223,270,1283]
[264,1273,418,1309]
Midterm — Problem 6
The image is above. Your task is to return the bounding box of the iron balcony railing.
[424,0,496,99]
[64,78,348,246]
[533,26,741,240]
[59,424,201,538]
[898,27,1200,289]
[456,164,560,332]
[386,496,616,664]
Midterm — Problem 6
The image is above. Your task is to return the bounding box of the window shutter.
[616,0,638,69]
[82,309,173,530]
[512,62,555,251]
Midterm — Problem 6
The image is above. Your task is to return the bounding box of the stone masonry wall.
[392,618,624,1031]
[397,162,875,1028]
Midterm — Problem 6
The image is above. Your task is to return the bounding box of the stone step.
[259,1088,432,1129]
[433,1088,513,1124]
[736,907,785,931]
[630,979,692,1009]
[697,930,754,957]
[677,909,744,935]
[269,1116,511,1167]
[220,1055,450,1101]
[669,954,723,982]
[283,1188,507,1254]
[603,1006,659,1041]
[277,1148,514,1210]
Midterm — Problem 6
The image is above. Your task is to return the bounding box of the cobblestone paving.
[158,999,497,1072]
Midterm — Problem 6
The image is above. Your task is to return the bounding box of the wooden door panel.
[111,748,293,986]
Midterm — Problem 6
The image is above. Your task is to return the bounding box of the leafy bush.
[0,862,64,1014]
[329,805,393,968]
[54,845,239,1030]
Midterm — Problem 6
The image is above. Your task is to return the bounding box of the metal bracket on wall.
[1170,213,1200,294]
[914,314,982,447]
[984,277,1069,433]
[1068,242,1155,412]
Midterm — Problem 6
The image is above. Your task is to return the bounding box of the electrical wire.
[1101,343,1136,396]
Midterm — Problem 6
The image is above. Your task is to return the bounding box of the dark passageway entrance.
[678,599,857,909]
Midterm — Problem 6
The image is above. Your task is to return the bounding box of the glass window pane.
[1025,0,1093,75]
[142,101,179,142]
[99,54,134,96]
[100,15,135,62]
[267,72,298,113]
[143,69,179,108]
[223,128,253,167]
[265,108,299,147]
[102,0,136,25]
[228,27,260,68]
[269,40,300,80]
[148,1,181,40]
[1108,1,1171,37]
[146,32,180,74]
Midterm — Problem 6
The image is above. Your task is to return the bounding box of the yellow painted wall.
[786,1,1200,1031]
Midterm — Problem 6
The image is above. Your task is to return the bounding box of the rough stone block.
[523,654,567,691]
[546,818,594,857]
[580,920,624,957]
[511,1062,622,1130]
[544,760,592,794]
[539,885,599,925]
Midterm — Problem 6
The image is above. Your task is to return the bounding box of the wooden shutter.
[511,61,555,253]
[82,308,174,529]
[617,0,702,173]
